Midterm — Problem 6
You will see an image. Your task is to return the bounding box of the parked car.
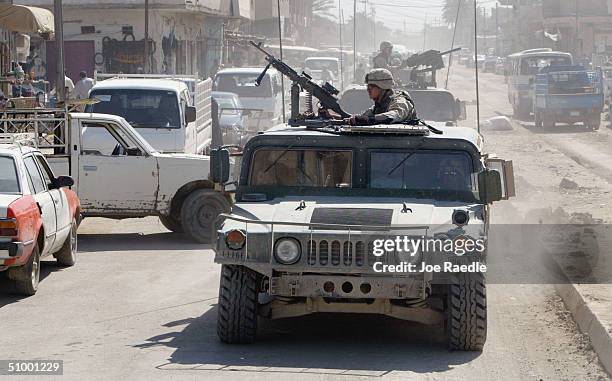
[495,57,507,76]
[0,139,80,295]
[483,56,498,73]
[212,91,248,146]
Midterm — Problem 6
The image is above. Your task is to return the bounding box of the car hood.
[222,196,484,234]
[0,194,22,218]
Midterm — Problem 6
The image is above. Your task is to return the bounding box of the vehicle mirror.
[211,148,230,184]
[185,106,197,123]
[125,147,142,156]
[478,170,503,204]
[242,110,251,117]
[457,99,467,120]
[54,175,74,188]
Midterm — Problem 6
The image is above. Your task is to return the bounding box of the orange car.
[0,143,80,295]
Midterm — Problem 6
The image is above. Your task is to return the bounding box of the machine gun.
[249,41,351,122]
[399,47,462,89]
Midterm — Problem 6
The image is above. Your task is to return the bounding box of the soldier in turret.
[346,68,416,125]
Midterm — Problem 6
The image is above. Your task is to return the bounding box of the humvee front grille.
[307,239,380,268]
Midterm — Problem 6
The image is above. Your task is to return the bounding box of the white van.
[304,56,340,86]
[213,67,287,132]
[87,77,212,154]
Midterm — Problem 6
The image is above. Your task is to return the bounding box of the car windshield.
[520,56,572,75]
[250,149,352,187]
[369,150,475,193]
[305,60,338,72]
[88,89,181,129]
[0,156,20,193]
[410,91,457,122]
[213,73,272,98]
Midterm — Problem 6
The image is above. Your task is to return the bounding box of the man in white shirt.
[74,71,94,100]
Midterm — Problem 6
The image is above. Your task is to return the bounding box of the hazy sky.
[336,0,500,33]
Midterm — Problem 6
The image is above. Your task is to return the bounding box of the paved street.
[0,218,607,380]
[1,67,611,380]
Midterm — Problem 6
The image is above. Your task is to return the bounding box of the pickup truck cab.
[0,141,80,295]
[87,76,212,154]
[0,109,230,243]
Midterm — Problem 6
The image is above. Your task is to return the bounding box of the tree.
[312,0,336,20]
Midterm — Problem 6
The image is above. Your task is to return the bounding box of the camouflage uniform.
[358,89,416,123]
[352,68,416,125]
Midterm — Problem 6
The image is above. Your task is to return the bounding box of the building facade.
[19,0,248,81]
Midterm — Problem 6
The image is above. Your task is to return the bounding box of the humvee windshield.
[248,148,475,194]
[370,150,475,192]
[250,149,352,187]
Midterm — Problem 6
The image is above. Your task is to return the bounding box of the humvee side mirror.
[457,99,467,120]
[211,148,230,184]
[478,170,503,204]
[185,106,197,124]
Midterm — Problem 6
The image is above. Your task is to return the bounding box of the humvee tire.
[217,265,258,344]
[447,272,487,351]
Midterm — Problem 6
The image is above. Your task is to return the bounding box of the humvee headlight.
[274,238,301,264]
[452,210,469,227]
[225,229,246,250]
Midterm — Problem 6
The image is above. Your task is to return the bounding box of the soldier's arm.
[373,97,414,123]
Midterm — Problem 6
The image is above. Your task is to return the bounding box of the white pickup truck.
[88,73,212,155]
[0,108,230,243]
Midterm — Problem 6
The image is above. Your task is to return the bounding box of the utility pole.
[353,0,357,81]
[575,0,580,58]
[372,4,376,51]
[277,0,285,123]
[144,0,149,73]
[53,0,65,104]
[339,7,345,92]
[495,2,499,55]
[422,13,428,50]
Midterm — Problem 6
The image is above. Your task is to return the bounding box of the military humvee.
[210,122,515,351]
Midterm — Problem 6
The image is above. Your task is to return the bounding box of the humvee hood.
[223,197,483,233]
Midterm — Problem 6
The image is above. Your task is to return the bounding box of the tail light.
[0,218,18,237]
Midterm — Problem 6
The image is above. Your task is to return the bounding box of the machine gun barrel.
[439,47,462,56]
[249,41,350,119]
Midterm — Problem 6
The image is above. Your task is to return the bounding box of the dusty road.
[1,68,611,380]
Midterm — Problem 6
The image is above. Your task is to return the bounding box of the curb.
[555,283,612,375]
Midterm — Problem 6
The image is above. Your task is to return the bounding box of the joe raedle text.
[372,261,487,274]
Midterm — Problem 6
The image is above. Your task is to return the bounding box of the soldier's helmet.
[380,41,393,51]
[365,68,395,90]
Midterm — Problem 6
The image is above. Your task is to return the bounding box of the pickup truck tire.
[159,215,183,233]
[543,116,555,130]
[11,244,40,296]
[447,272,487,351]
[181,189,230,243]
[534,111,543,128]
[217,264,258,344]
[55,219,77,267]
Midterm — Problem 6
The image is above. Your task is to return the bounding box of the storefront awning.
[0,4,54,35]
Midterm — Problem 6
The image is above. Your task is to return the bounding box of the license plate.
[570,111,580,116]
